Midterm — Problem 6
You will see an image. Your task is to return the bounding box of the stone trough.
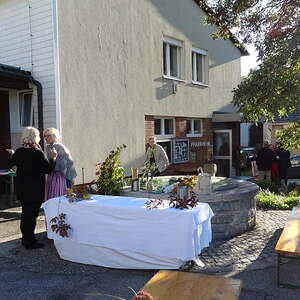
[123,176,259,239]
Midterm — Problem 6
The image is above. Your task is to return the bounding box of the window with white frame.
[19,92,33,127]
[192,47,208,85]
[154,117,175,137]
[186,119,202,137]
[163,37,183,80]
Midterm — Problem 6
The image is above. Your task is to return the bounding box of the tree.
[196,0,300,147]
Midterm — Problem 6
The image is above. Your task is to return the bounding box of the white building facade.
[0,0,247,181]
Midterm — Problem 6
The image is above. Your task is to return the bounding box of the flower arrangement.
[50,213,71,237]
[66,186,91,202]
[95,144,127,195]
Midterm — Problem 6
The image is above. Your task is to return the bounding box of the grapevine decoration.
[50,213,71,238]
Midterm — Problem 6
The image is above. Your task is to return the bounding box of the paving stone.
[195,209,290,274]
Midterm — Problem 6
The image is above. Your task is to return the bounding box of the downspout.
[25,72,44,148]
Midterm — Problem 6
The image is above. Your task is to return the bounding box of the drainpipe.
[25,72,44,148]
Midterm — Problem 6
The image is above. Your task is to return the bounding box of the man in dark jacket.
[275,142,291,185]
[256,141,276,180]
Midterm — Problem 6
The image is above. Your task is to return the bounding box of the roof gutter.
[25,72,44,148]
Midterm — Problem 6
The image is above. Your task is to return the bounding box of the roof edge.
[193,0,249,56]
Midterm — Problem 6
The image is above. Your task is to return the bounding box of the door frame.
[213,129,232,177]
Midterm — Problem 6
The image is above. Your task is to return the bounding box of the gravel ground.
[1,206,300,299]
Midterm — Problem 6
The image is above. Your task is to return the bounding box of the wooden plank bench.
[275,207,300,288]
[142,270,241,300]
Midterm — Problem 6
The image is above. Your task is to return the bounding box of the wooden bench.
[275,206,300,288]
[142,270,241,300]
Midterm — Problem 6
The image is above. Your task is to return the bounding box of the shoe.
[24,242,45,250]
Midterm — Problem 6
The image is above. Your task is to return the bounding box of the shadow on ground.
[0,232,155,300]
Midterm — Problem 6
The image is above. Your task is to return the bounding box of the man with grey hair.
[256,140,276,180]
[144,136,169,176]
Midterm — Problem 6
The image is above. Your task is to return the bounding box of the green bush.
[256,189,300,210]
[95,144,126,195]
[256,179,278,193]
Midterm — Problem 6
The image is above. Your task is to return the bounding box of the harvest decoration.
[168,187,198,209]
[168,176,199,209]
[50,213,71,237]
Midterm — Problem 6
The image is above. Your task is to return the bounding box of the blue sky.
[241,45,259,76]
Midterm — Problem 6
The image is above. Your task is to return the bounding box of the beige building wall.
[56,0,242,182]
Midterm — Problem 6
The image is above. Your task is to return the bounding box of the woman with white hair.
[43,128,77,199]
[6,127,57,249]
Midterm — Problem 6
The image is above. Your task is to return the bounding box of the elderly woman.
[144,136,169,176]
[7,127,57,249]
[44,128,77,199]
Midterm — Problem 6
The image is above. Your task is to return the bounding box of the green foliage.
[95,144,126,195]
[197,0,300,148]
[141,162,158,180]
[276,119,300,149]
[256,189,300,210]
[256,179,278,193]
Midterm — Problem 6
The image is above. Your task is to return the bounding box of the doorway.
[213,130,232,177]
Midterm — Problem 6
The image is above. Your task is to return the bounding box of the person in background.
[269,144,280,185]
[43,128,77,200]
[6,127,57,249]
[256,141,276,180]
[275,142,291,185]
[144,136,169,177]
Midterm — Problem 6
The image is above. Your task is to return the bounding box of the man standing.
[275,142,291,185]
[256,141,276,180]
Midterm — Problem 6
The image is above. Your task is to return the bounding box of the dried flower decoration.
[145,198,164,209]
[50,213,71,237]
[131,290,153,300]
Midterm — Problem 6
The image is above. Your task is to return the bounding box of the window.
[19,92,33,127]
[192,47,208,85]
[186,119,202,137]
[154,117,175,137]
[163,37,183,80]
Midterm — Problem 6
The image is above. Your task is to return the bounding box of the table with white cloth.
[43,195,214,270]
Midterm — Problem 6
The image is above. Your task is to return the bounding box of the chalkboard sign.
[173,139,189,163]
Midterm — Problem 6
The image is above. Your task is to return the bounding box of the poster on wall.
[173,139,189,163]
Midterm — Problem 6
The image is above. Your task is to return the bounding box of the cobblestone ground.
[189,210,290,274]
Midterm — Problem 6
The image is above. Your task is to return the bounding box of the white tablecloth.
[43,195,214,269]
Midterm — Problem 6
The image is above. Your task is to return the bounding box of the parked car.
[287,155,300,179]
[240,147,256,170]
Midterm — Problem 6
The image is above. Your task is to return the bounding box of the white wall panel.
[0,0,57,131]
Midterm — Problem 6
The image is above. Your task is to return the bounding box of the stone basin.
[123,176,258,239]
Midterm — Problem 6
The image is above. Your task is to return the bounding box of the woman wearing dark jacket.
[7,127,57,249]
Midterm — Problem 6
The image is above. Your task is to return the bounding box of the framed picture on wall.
[173,139,189,163]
